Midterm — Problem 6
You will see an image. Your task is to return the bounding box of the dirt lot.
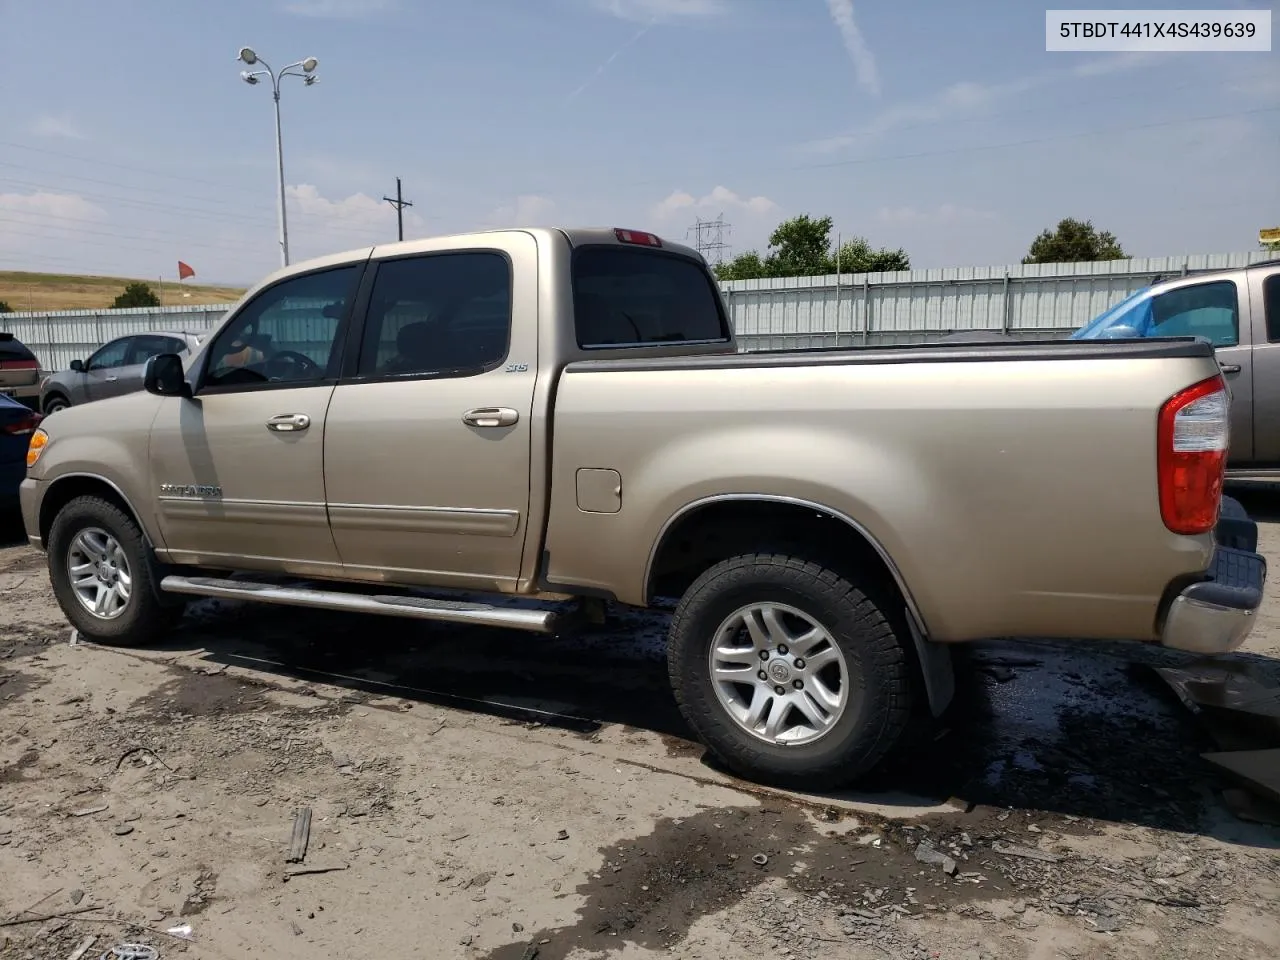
[2,497,1279,960]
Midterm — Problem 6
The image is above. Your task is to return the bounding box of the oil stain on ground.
[482,804,1004,960]
[131,667,273,720]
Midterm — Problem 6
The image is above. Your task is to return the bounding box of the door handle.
[266,413,311,432]
[105,376,119,382]
[1219,363,1241,374]
[462,407,519,428]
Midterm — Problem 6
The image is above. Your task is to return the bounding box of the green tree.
[112,281,160,309]
[713,213,911,280]
[766,214,836,278]
[831,236,910,274]
[0,301,12,313]
[714,251,767,282]
[1023,218,1127,264]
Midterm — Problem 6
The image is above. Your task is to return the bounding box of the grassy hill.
[0,271,246,313]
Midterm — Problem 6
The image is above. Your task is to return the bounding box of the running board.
[160,575,561,633]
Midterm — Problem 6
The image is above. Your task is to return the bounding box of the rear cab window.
[0,333,38,365]
[571,246,730,349]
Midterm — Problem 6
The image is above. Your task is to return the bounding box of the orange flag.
[177,260,195,280]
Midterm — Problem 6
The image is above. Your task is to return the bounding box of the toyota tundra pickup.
[18,227,1268,790]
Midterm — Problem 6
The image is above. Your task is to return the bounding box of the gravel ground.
[1,499,1279,960]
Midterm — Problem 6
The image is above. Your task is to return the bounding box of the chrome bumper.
[1161,497,1266,655]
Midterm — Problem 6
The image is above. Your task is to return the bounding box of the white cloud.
[0,192,109,265]
[651,185,777,221]
[32,115,85,140]
[285,184,423,258]
[0,191,106,225]
[825,0,880,97]
[876,204,998,226]
[587,0,724,23]
[282,0,394,17]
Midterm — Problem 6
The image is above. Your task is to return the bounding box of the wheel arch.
[645,494,954,718]
[39,473,154,550]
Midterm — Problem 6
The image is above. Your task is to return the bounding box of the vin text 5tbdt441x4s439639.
[19,227,1268,790]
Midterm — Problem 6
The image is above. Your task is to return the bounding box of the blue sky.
[0,0,1277,285]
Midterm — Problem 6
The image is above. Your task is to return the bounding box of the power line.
[382,176,414,242]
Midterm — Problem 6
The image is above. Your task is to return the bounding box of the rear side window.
[128,335,187,364]
[0,334,36,362]
[356,252,511,379]
[1265,273,1280,342]
[572,247,729,349]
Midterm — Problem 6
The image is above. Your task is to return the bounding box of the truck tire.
[667,552,913,790]
[47,495,183,648]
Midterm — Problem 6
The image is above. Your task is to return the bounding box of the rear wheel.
[47,495,183,647]
[667,552,914,790]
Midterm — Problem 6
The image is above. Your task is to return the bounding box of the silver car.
[40,331,204,414]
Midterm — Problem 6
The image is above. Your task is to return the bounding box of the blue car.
[0,393,42,510]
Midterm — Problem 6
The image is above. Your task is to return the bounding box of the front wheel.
[47,495,183,647]
[666,553,913,790]
[43,394,69,415]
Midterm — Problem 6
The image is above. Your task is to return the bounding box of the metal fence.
[3,250,1274,370]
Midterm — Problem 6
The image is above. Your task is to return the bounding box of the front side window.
[128,335,187,365]
[356,252,511,379]
[1147,280,1239,346]
[204,265,360,390]
[572,247,729,348]
[86,338,131,371]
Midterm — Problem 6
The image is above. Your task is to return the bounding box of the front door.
[83,336,135,403]
[147,262,365,575]
[322,236,538,590]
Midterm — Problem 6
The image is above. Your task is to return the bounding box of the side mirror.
[144,353,191,398]
[69,359,84,372]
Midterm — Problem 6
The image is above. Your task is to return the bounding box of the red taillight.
[1,412,42,436]
[0,359,38,370]
[614,228,662,248]
[1157,374,1229,535]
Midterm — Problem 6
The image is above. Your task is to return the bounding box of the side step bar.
[160,575,561,634]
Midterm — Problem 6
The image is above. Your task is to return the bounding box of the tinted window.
[356,253,511,378]
[128,335,187,365]
[204,265,360,389]
[0,334,36,362]
[572,247,728,348]
[86,338,132,370]
[1265,273,1280,342]
[1147,279,1239,347]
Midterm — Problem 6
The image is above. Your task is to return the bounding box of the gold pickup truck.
[18,227,1267,790]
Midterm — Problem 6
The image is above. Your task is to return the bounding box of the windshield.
[1069,287,1154,340]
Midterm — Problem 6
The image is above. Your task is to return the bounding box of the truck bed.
[542,335,1221,642]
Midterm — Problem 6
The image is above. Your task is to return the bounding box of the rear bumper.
[1160,496,1266,655]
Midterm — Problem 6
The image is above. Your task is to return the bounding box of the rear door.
[321,234,537,590]
[1246,267,1280,462]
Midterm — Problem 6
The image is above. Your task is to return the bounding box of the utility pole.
[383,177,414,242]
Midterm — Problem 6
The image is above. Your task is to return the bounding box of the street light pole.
[237,47,319,269]
[272,88,289,267]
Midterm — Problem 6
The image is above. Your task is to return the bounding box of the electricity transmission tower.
[689,214,730,266]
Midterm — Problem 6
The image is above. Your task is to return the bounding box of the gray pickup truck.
[18,227,1268,790]
[1071,258,1280,479]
